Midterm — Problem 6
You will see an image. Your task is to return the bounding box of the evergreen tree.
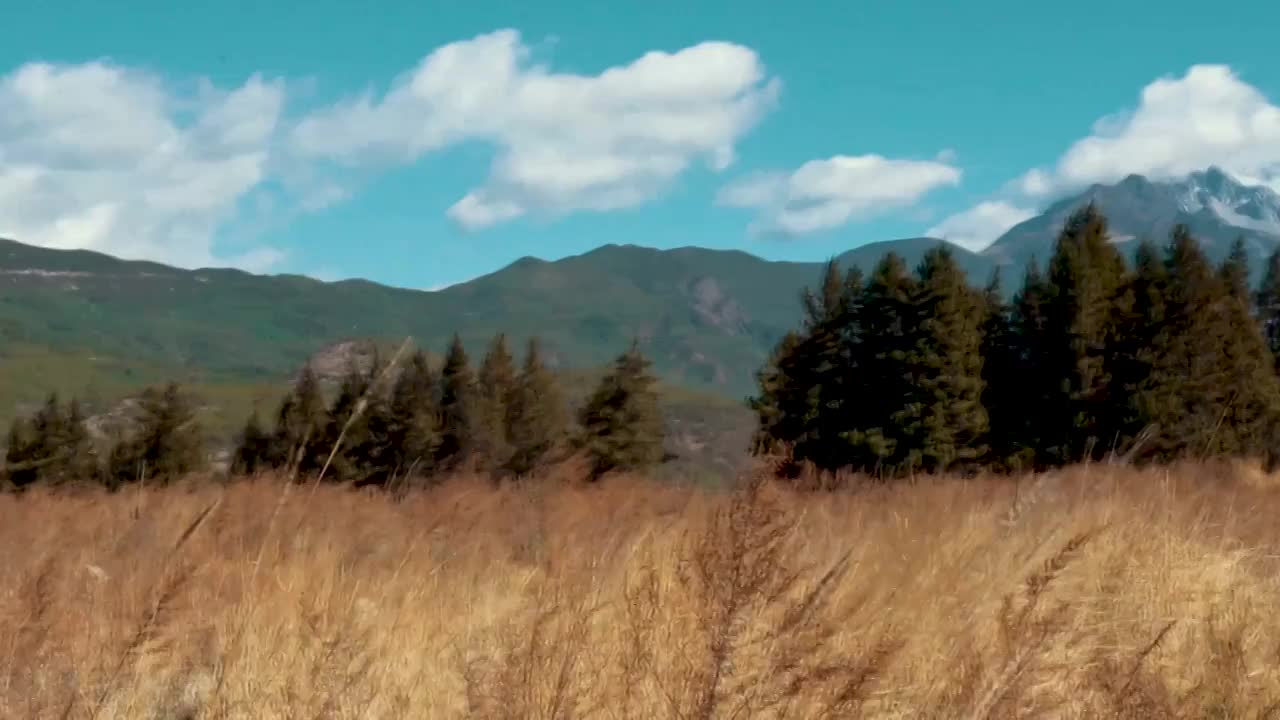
[1109,240,1169,455]
[380,349,440,484]
[895,246,989,473]
[978,269,1022,469]
[801,258,847,331]
[748,259,870,474]
[1219,237,1251,303]
[1255,248,1280,367]
[505,337,569,476]
[748,330,804,457]
[1000,260,1057,469]
[270,364,328,474]
[475,333,517,471]
[1029,204,1129,465]
[106,383,205,486]
[231,410,271,475]
[321,355,383,483]
[3,394,95,488]
[1129,226,1280,460]
[843,252,917,473]
[436,334,478,471]
[1214,246,1280,458]
[578,340,665,480]
[3,416,37,489]
[62,399,98,483]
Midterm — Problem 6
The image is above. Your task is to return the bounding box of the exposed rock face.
[295,339,381,385]
[686,276,749,336]
[83,397,146,442]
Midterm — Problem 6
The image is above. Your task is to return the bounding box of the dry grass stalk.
[0,461,1277,717]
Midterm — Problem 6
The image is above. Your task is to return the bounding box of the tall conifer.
[578,340,665,479]
[505,337,569,476]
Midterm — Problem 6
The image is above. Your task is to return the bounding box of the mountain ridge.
[982,167,1280,276]
[3,166,1279,435]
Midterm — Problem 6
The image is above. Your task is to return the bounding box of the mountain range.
[985,167,1280,275]
[2,166,1278,466]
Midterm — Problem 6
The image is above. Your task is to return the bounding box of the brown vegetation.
[2,461,1280,718]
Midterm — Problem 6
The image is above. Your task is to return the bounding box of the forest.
[7,203,1280,492]
[751,204,1280,478]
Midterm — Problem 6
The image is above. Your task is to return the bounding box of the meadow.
[3,460,1280,718]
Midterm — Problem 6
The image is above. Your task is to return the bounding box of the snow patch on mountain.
[1172,167,1280,236]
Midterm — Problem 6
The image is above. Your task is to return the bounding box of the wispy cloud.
[717,154,961,236]
[926,201,1035,252]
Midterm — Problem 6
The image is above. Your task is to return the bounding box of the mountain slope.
[984,168,1280,276]
[0,235,981,479]
[0,236,984,407]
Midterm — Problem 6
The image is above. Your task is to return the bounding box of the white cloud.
[0,61,289,269]
[716,154,961,236]
[1018,64,1280,196]
[930,64,1280,250]
[925,201,1035,251]
[290,29,780,229]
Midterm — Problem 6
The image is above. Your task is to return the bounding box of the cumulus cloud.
[290,29,780,229]
[716,154,961,236]
[925,201,1036,252]
[927,64,1280,250]
[1,30,778,265]
[1018,64,1280,196]
[0,61,288,269]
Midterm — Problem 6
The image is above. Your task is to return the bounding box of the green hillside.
[0,236,987,401]
[0,234,994,478]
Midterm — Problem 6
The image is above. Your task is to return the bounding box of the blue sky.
[4,0,1280,290]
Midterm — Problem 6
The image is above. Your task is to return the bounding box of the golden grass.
[3,460,1280,718]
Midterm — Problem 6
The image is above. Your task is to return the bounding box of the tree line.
[2,335,667,490]
[751,204,1280,477]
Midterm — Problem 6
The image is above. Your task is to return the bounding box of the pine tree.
[1129,226,1280,460]
[749,330,804,457]
[381,349,440,484]
[999,260,1056,469]
[1255,248,1280,367]
[1213,246,1280,458]
[505,337,569,476]
[475,334,517,472]
[436,334,478,471]
[321,355,382,483]
[3,394,95,488]
[1030,204,1129,465]
[748,259,863,473]
[1219,237,1251,303]
[578,340,665,480]
[4,415,37,489]
[62,398,97,483]
[843,252,917,473]
[270,364,328,475]
[106,383,206,486]
[979,269,1022,469]
[801,259,847,331]
[231,411,272,475]
[895,246,989,473]
[1109,240,1169,455]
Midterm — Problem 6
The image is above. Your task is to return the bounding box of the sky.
[4,0,1280,291]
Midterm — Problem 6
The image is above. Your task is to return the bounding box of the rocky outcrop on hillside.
[686,276,749,335]
[295,339,382,385]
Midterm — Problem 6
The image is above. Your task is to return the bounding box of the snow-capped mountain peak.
[1171,167,1280,234]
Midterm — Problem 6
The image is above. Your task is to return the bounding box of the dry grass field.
[3,460,1280,718]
